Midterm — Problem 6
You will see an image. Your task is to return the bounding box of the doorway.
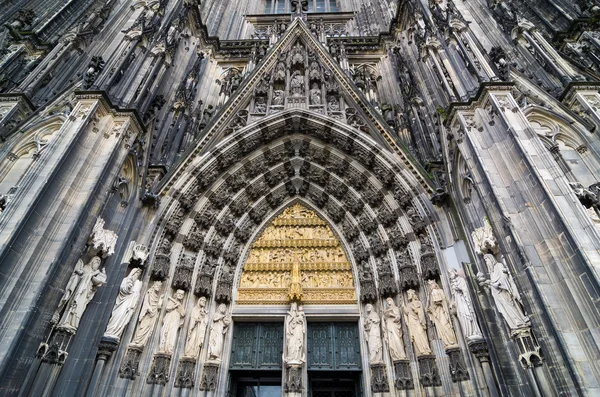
[308,371,362,397]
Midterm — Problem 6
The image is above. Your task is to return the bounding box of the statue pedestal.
[445,347,470,382]
[417,355,441,387]
[199,362,220,391]
[147,353,171,385]
[370,363,390,393]
[174,357,196,389]
[285,364,302,393]
[118,345,143,379]
[393,359,414,390]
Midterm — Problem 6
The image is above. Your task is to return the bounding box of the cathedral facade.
[0,0,600,395]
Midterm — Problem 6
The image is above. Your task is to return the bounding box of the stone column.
[85,337,118,397]
[468,339,499,397]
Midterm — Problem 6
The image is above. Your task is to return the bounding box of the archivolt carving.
[147,113,440,314]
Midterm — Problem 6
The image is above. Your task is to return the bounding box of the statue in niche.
[274,60,287,82]
[364,303,384,364]
[427,280,458,348]
[200,105,214,127]
[479,254,530,330]
[159,289,186,355]
[207,303,231,362]
[309,83,322,105]
[131,281,164,347]
[184,296,209,358]
[404,289,432,356]
[285,302,306,364]
[382,297,407,361]
[272,90,285,106]
[448,268,483,340]
[254,97,267,114]
[290,71,305,97]
[54,256,107,331]
[327,95,340,111]
[308,57,321,81]
[104,268,143,340]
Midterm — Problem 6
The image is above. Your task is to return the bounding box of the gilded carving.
[236,204,356,304]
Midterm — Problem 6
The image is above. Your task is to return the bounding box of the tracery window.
[265,0,339,13]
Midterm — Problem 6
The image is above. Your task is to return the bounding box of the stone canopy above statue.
[236,203,356,304]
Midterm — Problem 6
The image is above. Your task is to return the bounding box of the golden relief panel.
[236,204,356,305]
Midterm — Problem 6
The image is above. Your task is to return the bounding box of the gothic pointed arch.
[236,202,357,305]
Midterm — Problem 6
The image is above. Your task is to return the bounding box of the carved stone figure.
[383,297,407,361]
[310,83,322,105]
[327,95,340,111]
[131,281,164,347]
[104,268,143,340]
[404,289,432,356]
[364,304,384,364]
[285,302,306,364]
[200,105,214,127]
[272,90,285,106]
[183,297,208,358]
[290,71,304,97]
[158,290,186,354]
[448,269,483,340]
[427,280,458,348]
[481,254,530,330]
[55,256,107,331]
[207,304,231,362]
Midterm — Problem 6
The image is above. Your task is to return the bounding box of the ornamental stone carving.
[404,289,432,356]
[284,302,306,364]
[131,281,164,347]
[448,268,483,341]
[383,297,407,361]
[427,280,458,348]
[90,218,118,257]
[183,297,208,359]
[471,218,499,255]
[158,290,186,355]
[53,256,107,332]
[104,268,143,341]
[131,244,149,267]
[364,304,384,364]
[479,254,530,331]
[207,304,231,362]
[152,239,171,280]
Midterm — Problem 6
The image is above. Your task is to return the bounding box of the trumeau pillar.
[448,86,600,394]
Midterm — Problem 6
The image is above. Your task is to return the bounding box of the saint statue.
[382,297,406,361]
[290,71,304,97]
[327,96,340,111]
[183,296,209,358]
[285,302,306,364]
[427,280,458,348]
[309,83,322,105]
[481,254,530,330]
[158,289,186,354]
[404,289,432,356]
[131,281,163,347]
[364,304,383,364]
[55,256,107,331]
[448,268,483,340]
[272,90,285,106]
[104,268,143,340]
[207,303,231,362]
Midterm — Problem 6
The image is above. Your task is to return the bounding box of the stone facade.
[0,0,599,396]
